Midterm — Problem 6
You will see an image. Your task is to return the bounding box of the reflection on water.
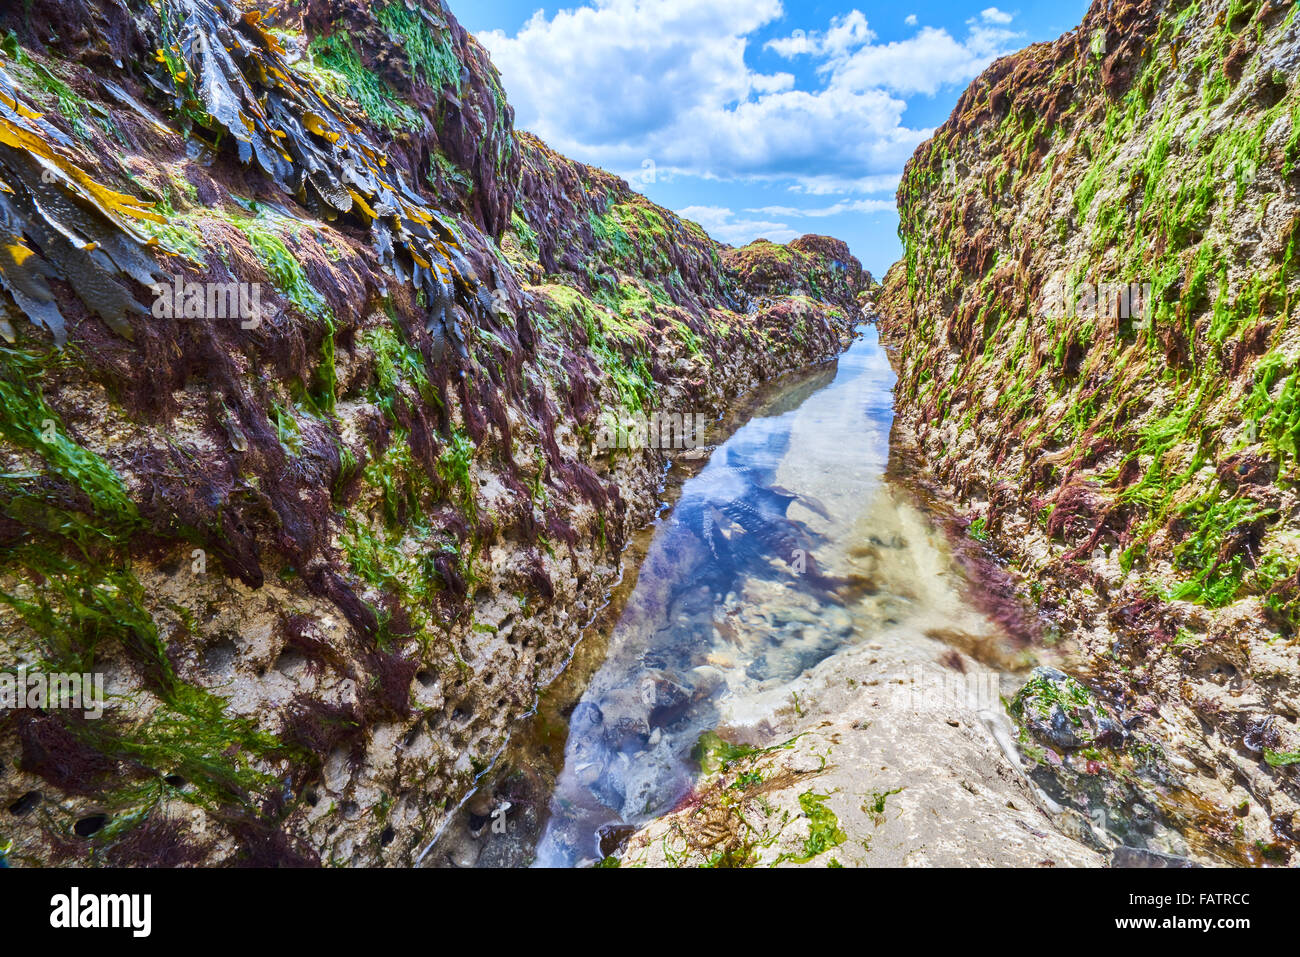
[425,326,1246,869]
[534,330,900,866]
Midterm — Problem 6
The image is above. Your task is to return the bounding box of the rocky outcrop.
[0,0,864,866]
[878,0,1300,861]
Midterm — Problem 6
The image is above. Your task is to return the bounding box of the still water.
[533,329,901,865]
[421,325,1257,869]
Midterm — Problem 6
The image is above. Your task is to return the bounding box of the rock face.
[0,0,865,866]
[878,0,1300,858]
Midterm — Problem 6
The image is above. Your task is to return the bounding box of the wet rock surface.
[1011,667,1128,752]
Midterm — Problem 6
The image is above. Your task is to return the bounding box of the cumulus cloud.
[788,172,904,196]
[676,205,799,245]
[479,0,789,172]
[764,11,876,58]
[822,24,1017,96]
[904,14,918,27]
[676,195,896,251]
[767,11,1022,98]
[981,7,1016,25]
[748,198,896,217]
[478,1,951,194]
[476,1,1021,204]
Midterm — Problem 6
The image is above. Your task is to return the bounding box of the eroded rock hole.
[202,639,238,676]
[1258,68,1288,108]
[74,814,108,837]
[8,790,41,816]
[275,647,307,674]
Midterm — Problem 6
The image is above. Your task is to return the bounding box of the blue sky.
[452,1,1090,276]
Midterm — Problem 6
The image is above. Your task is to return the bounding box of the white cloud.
[480,1,788,170]
[766,13,1023,98]
[824,25,1016,96]
[904,14,918,27]
[477,1,963,193]
[759,11,873,57]
[765,30,817,58]
[751,71,797,93]
[763,11,876,58]
[748,198,895,217]
[788,172,904,195]
[677,205,799,245]
[823,10,876,54]
[477,1,1022,215]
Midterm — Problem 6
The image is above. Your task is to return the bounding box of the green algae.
[375,2,461,94]
[307,32,420,132]
[588,206,634,264]
[895,5,1300,613]
[542,284,655,413]
[235,213,337,413]
[782,790,846,864]
[0,352,292,842]
[1,33,95,140]
[1168,487,1274,606]
[692,730,800,775]
[236,215,329,319]
[370,432,425,526]
[1242,352,1300,466]
[509,209,540,261]
[0,348,138,534]
[140,196,207,264]
[436,428,477,520]
[1264,749,1300,767]
[863,786,903,824]
[1011,671,1093,726]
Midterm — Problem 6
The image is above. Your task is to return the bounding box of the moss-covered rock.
[1010,667,1127,752]
[878,0,1300,857]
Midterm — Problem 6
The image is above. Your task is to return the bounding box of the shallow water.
[526,327,1030,865]
[424,326,1229,868]
[423,327,1050,867]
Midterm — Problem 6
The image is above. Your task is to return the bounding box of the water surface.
[533,329,915,864]
[420,324,1250,868]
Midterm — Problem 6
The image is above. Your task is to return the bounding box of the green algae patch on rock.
[1009,667,1128,753]
[783,789,847,864]
[691,730,802,775]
